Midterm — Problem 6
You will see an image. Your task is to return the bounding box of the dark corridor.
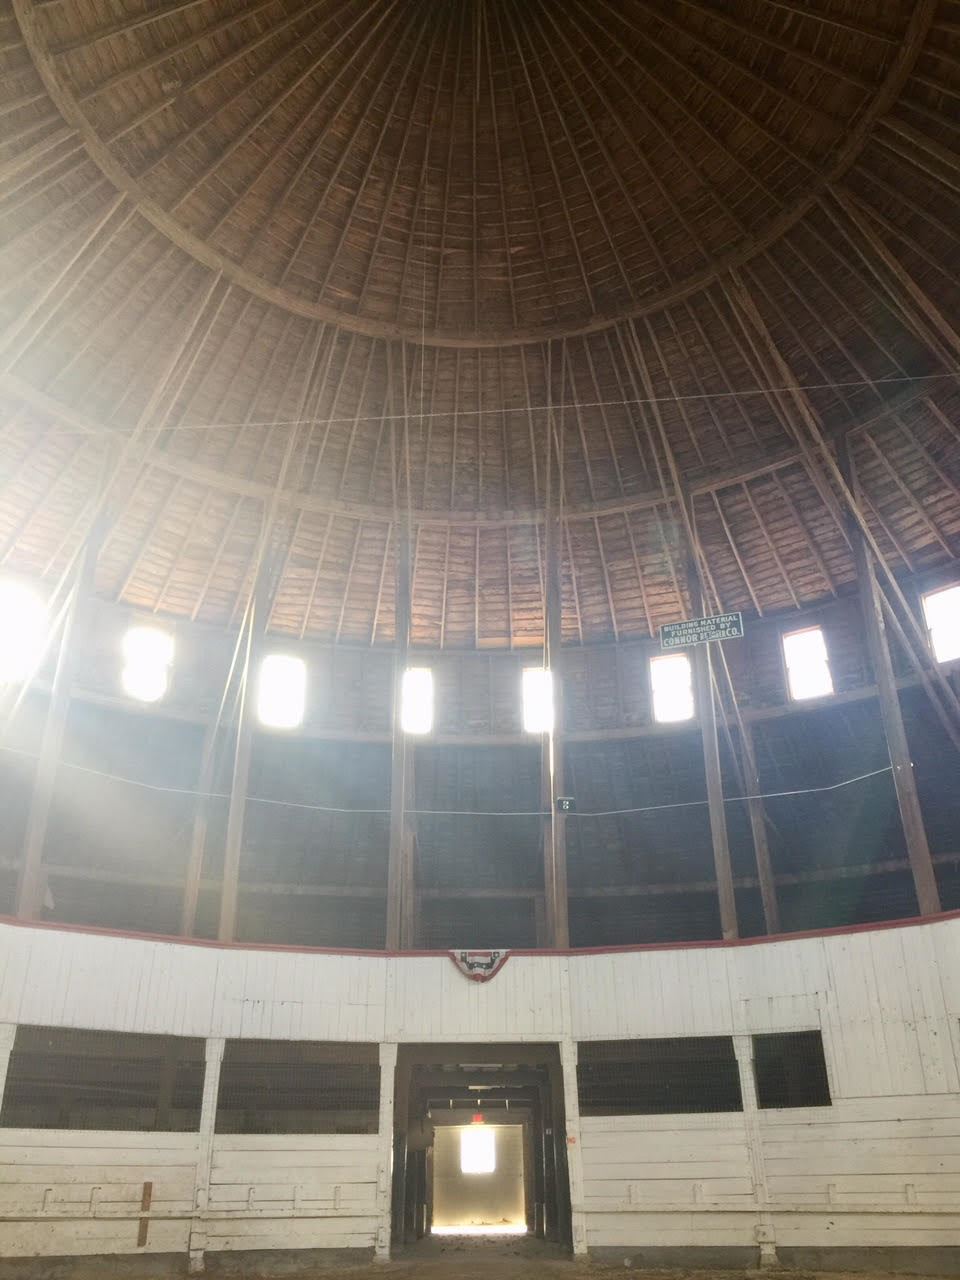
[391,1044,573,1250]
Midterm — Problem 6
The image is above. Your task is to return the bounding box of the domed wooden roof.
[0,0,958,647]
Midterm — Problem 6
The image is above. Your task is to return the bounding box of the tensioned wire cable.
[13,371,960,438]
[0,743,893,817]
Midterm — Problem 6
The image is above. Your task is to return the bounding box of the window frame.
[256,652,308,730]
[649,650,695,725]
[781,624,834,703]
[521,666,554,735]
[921,582,960,666]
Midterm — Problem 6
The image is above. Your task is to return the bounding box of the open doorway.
[391,1043,573,1250]
[432,1123,526,1234]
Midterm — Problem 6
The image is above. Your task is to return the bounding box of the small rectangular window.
[460,1124,496,1174]
[650,652,694,723]
[215,1041,379,1134]
[753,1031,831,1109]
[0,1027,204,1131]
[401,666,434,734]
[922,584,960,664]
[782,626,833,701]
[257,653,306,729]
[577,1037,742,1115]
[522,667,554,734]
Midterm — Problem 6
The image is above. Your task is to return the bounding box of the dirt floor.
[1,1239,957,1280]
[215,1235,957,1280]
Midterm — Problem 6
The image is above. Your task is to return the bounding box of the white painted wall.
[0,916,956,1260]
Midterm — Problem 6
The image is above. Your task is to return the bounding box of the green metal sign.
[659,612,745,650]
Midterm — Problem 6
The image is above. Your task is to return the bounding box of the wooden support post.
[180,719,218,937]
[557,1039,586,1255]
[736,719,781,935]
[694,638,738,940]
[732,1034,777,1267]
[685,562,739,941]
[216,563,273,943]
[16,525,102,919]
[386,526,413,951]
[188,1036,224,1274]
[543,508,570,949]
[376,1042,398,1259]
[839,447,941,917]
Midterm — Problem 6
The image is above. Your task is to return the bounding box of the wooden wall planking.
[0,916,956,1257]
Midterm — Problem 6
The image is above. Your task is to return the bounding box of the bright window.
[650,653,694,723]
[783,626,833,701]
[0,578,47,685]
[522,667,554,734]
[460,1124,496,1175]
[121,626,174,703]
[257,654,306,729]
[922,584,960,664]
[401,667,433,734]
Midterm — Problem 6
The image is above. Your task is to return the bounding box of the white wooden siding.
[0,916,957,1256]
[204,1134,380,1253]
[0,1130,196,1256]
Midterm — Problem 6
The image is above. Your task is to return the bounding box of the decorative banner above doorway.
[449,950,511,982]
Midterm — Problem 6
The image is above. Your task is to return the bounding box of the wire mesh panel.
[0,1027,204,1131]
[214,1041,380,1134]
[577,1038,743,1115]
[753,1031,831,1109]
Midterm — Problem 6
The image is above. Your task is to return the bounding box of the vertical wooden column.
[386,527,414,951]
[188,1036,224,1273]
[375,1042,399,1259]
[217,563,273,943]
[180,719,218,937]
[736,719,781,935]
[693,640,738,940]
[16,526,102,919]
[557,1039,587,1255]
[688,569,738,941]
[839,448,941,917]
[542,508,569,949]
[732,1033,777,1267]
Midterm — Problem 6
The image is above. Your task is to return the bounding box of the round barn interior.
[2,4,960,1273]
[1,0,959,951]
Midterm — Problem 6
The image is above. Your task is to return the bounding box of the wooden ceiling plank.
[666,0,875,91]
[629,0,849,135]
[314,1,435,303]
[770,470,839,598]
[527,0,673,289]
[500,0,597,310]
[209,0,407,260]
[394,0,456,328]
[741,480,802,609]
[479,0,519,333]
[710,489,762,615]
[0,193,130,376]
[860,431,954,559]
